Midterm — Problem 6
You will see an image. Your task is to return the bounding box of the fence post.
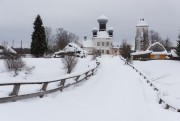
[91,69,95,75]
[40,82,49,98]
[75,75,81,82]
[85,71,89,80]
[159,98,163,104]
[9,84,21,96]
[165,104,170,109]
[60,79,66,92]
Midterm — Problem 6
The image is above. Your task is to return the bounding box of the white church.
[83,15,115,55]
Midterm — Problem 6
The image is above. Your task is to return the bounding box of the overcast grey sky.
[0,0,180,48]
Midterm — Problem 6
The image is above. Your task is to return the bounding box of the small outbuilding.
[131,42,169,60]
[0,44,17,58]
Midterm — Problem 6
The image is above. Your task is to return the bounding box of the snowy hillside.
[133,60,180,109]
[0,56,180,121]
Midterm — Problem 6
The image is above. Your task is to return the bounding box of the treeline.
[30,15,80,57]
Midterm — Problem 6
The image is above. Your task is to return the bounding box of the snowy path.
[1,56,180,121]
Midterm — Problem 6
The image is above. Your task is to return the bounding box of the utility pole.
[20,40,22,55]
[12,39,14,48]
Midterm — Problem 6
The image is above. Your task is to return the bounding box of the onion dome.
[92,27,98,32]
[108,27,114,32]
[97,15,108,23]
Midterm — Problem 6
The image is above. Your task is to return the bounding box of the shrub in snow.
[4,55,25,76]
[62,55,78,74]
[3,54,35,77]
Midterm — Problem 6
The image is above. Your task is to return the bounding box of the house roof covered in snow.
[0,44,17,54]
[147,42,166,52]
[136,19,148,27]
[131,42,170,56]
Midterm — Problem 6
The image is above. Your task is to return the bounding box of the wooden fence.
[0,62,100,103]
[120,57,180,112]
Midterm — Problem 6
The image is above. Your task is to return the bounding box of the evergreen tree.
[176,33,180,56]
[31,15,47,57]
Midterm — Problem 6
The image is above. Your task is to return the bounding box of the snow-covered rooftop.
[136,19,148,27]
[96,31,110,38]
[171,49,179,58]
[83,39,93,48]
[132,42,169,56]
[0,44,17,54]
[147,42,166,51]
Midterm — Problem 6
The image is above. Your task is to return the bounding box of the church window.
[106,42,109,46]
[102,50,104,53]
[97,42,100,46]
[102,42,104,46]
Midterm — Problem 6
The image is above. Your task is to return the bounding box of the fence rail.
[0,62,100,103]
[120,57,180,113]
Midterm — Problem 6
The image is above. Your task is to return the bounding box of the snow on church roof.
[97,31,110,38]
[136,19,148,27]
[83,39,93,48]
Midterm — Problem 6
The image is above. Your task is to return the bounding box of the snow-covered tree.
[31,15,47,57]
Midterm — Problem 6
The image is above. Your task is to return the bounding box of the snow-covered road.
[1,56,180,121]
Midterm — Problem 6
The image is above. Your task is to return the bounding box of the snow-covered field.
[0,56,180,121]
[0,56,96,97]
[0,56,95,83]
[133,60,180,108]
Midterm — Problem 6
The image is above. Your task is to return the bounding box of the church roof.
[98,31,109,38]
[136,19,149,27]
[83,39,93,48]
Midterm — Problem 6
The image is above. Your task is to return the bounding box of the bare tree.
[4,56,25,76]
[120,40,131,59]
[54,28,79,51]
[162,37,172,51]
[55,28,69,50]
[62,56,78,74]
[68,33,79,44]
[2,43,34,76]
[149,30,162,44]
[2,44,25,76]
[45,27,55,53]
